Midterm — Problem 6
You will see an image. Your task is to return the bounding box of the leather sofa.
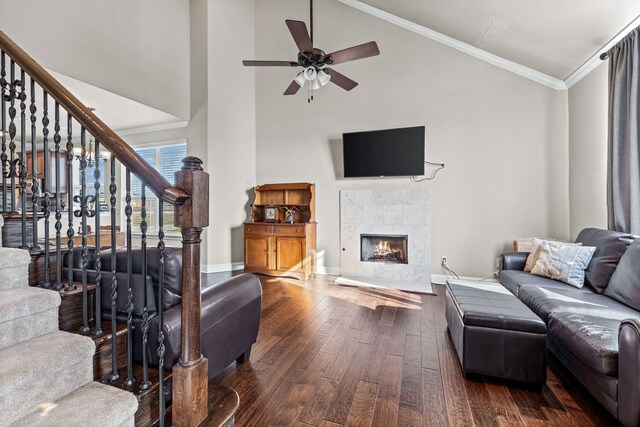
[68,246,262,380]
[500,228,639,426]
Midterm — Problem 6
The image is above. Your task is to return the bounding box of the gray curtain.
[608,27,640,235]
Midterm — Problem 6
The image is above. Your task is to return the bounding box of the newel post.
[172,156,209,427]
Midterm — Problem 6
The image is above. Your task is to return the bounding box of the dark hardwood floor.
[210,274,619,427]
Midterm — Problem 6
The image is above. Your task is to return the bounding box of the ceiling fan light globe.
[294,72,306,87]
[303,66,317,81]
[310,79,321,90]
[317,69,331,86]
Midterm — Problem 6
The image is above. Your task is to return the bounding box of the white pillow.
[530,242,596,288]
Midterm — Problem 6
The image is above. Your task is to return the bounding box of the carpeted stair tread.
[10,381,138,427]
[0,287,60,350]
[0,247,31,290]
[0,331,96,426]
[0,287,60,323]
[0,247,31,269]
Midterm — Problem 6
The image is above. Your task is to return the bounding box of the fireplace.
[340,188,430,283]
[361,234,408,264]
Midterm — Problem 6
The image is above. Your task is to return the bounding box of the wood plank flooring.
[211,274,619,427]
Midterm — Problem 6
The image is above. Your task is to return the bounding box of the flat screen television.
[343,126,425,178]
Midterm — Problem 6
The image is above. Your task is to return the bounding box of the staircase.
[0,247,138,426]
[0,30,230,427]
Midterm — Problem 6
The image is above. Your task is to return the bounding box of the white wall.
[568,63,608,239]
[254,0,570,277]
[203,0,256,270]
[0,0,191,119]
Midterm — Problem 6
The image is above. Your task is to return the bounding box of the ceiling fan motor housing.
[297,48,332,68]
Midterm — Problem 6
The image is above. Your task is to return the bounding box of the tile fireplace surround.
[339,188,431,290]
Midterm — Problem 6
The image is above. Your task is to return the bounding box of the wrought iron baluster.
[65,113,75,292]
[139,182,151,391]
[93,138,103,336]
[8,59,16,212]
[18,68,26,248]
[1,51,7,213]
[157,200,166,427]
[30,77,38,249]
[41,92,51,288]
[123,169,135,386]
[53,102,63,289]
[74,127,94,332]
[108,155,119,381]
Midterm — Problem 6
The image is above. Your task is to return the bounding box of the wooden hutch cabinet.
[244,183,317,280]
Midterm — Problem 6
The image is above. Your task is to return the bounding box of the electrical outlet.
[441,256,447,266]
[496,257,500,269]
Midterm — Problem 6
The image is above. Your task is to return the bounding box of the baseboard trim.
[201,262,245,274]
[317,266,341,276]
[431,273,492,285]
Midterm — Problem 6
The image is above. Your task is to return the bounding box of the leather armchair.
[68,246,262,380]
[618,318,640,427]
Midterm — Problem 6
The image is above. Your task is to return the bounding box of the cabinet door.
[245,236,270,269]
[276,237,305,272]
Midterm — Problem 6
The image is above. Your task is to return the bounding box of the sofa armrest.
[149,303,182,368]
[618,318,640,427]
[499,252,529,271]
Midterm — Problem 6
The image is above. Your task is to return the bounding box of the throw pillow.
[530,242,596,288]
[604,238,640,310]
[524,238,580,272]
[524,238,545,272]
[575,228,635,293]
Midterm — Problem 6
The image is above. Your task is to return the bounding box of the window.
[124,143,186,234]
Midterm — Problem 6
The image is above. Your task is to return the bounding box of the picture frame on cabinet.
[264,206,277,223]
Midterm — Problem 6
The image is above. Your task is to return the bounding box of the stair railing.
[0,31,210,427]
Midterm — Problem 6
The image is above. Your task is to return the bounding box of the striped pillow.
[524,238,581,272]
[530,242,596,288]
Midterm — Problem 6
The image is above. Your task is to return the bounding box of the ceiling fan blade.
[285,20,314,54]
[243,60,297,67]
[284,80,302,95]
[324,68,358,91]
[327,41,380,65]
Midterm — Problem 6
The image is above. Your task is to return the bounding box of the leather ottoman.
[445,279,547,386]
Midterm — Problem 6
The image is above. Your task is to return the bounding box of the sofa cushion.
[518,285,639,323]
[575,228,635,293]
[101,247,183,310]
[499,270,571,297]
[548,312,620,376]
[605,239,640,311]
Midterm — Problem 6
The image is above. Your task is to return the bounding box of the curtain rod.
[600,20,640,60]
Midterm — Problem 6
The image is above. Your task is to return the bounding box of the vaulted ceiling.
[356,0,640,81]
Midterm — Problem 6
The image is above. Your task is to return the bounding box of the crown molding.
[335,0,567,90]
[115,120,188,137]
[565,14,640,89]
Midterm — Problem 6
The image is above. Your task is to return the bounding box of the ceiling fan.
[242,0,380,102]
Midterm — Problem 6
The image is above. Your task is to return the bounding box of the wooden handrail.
[0,31,189,205]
